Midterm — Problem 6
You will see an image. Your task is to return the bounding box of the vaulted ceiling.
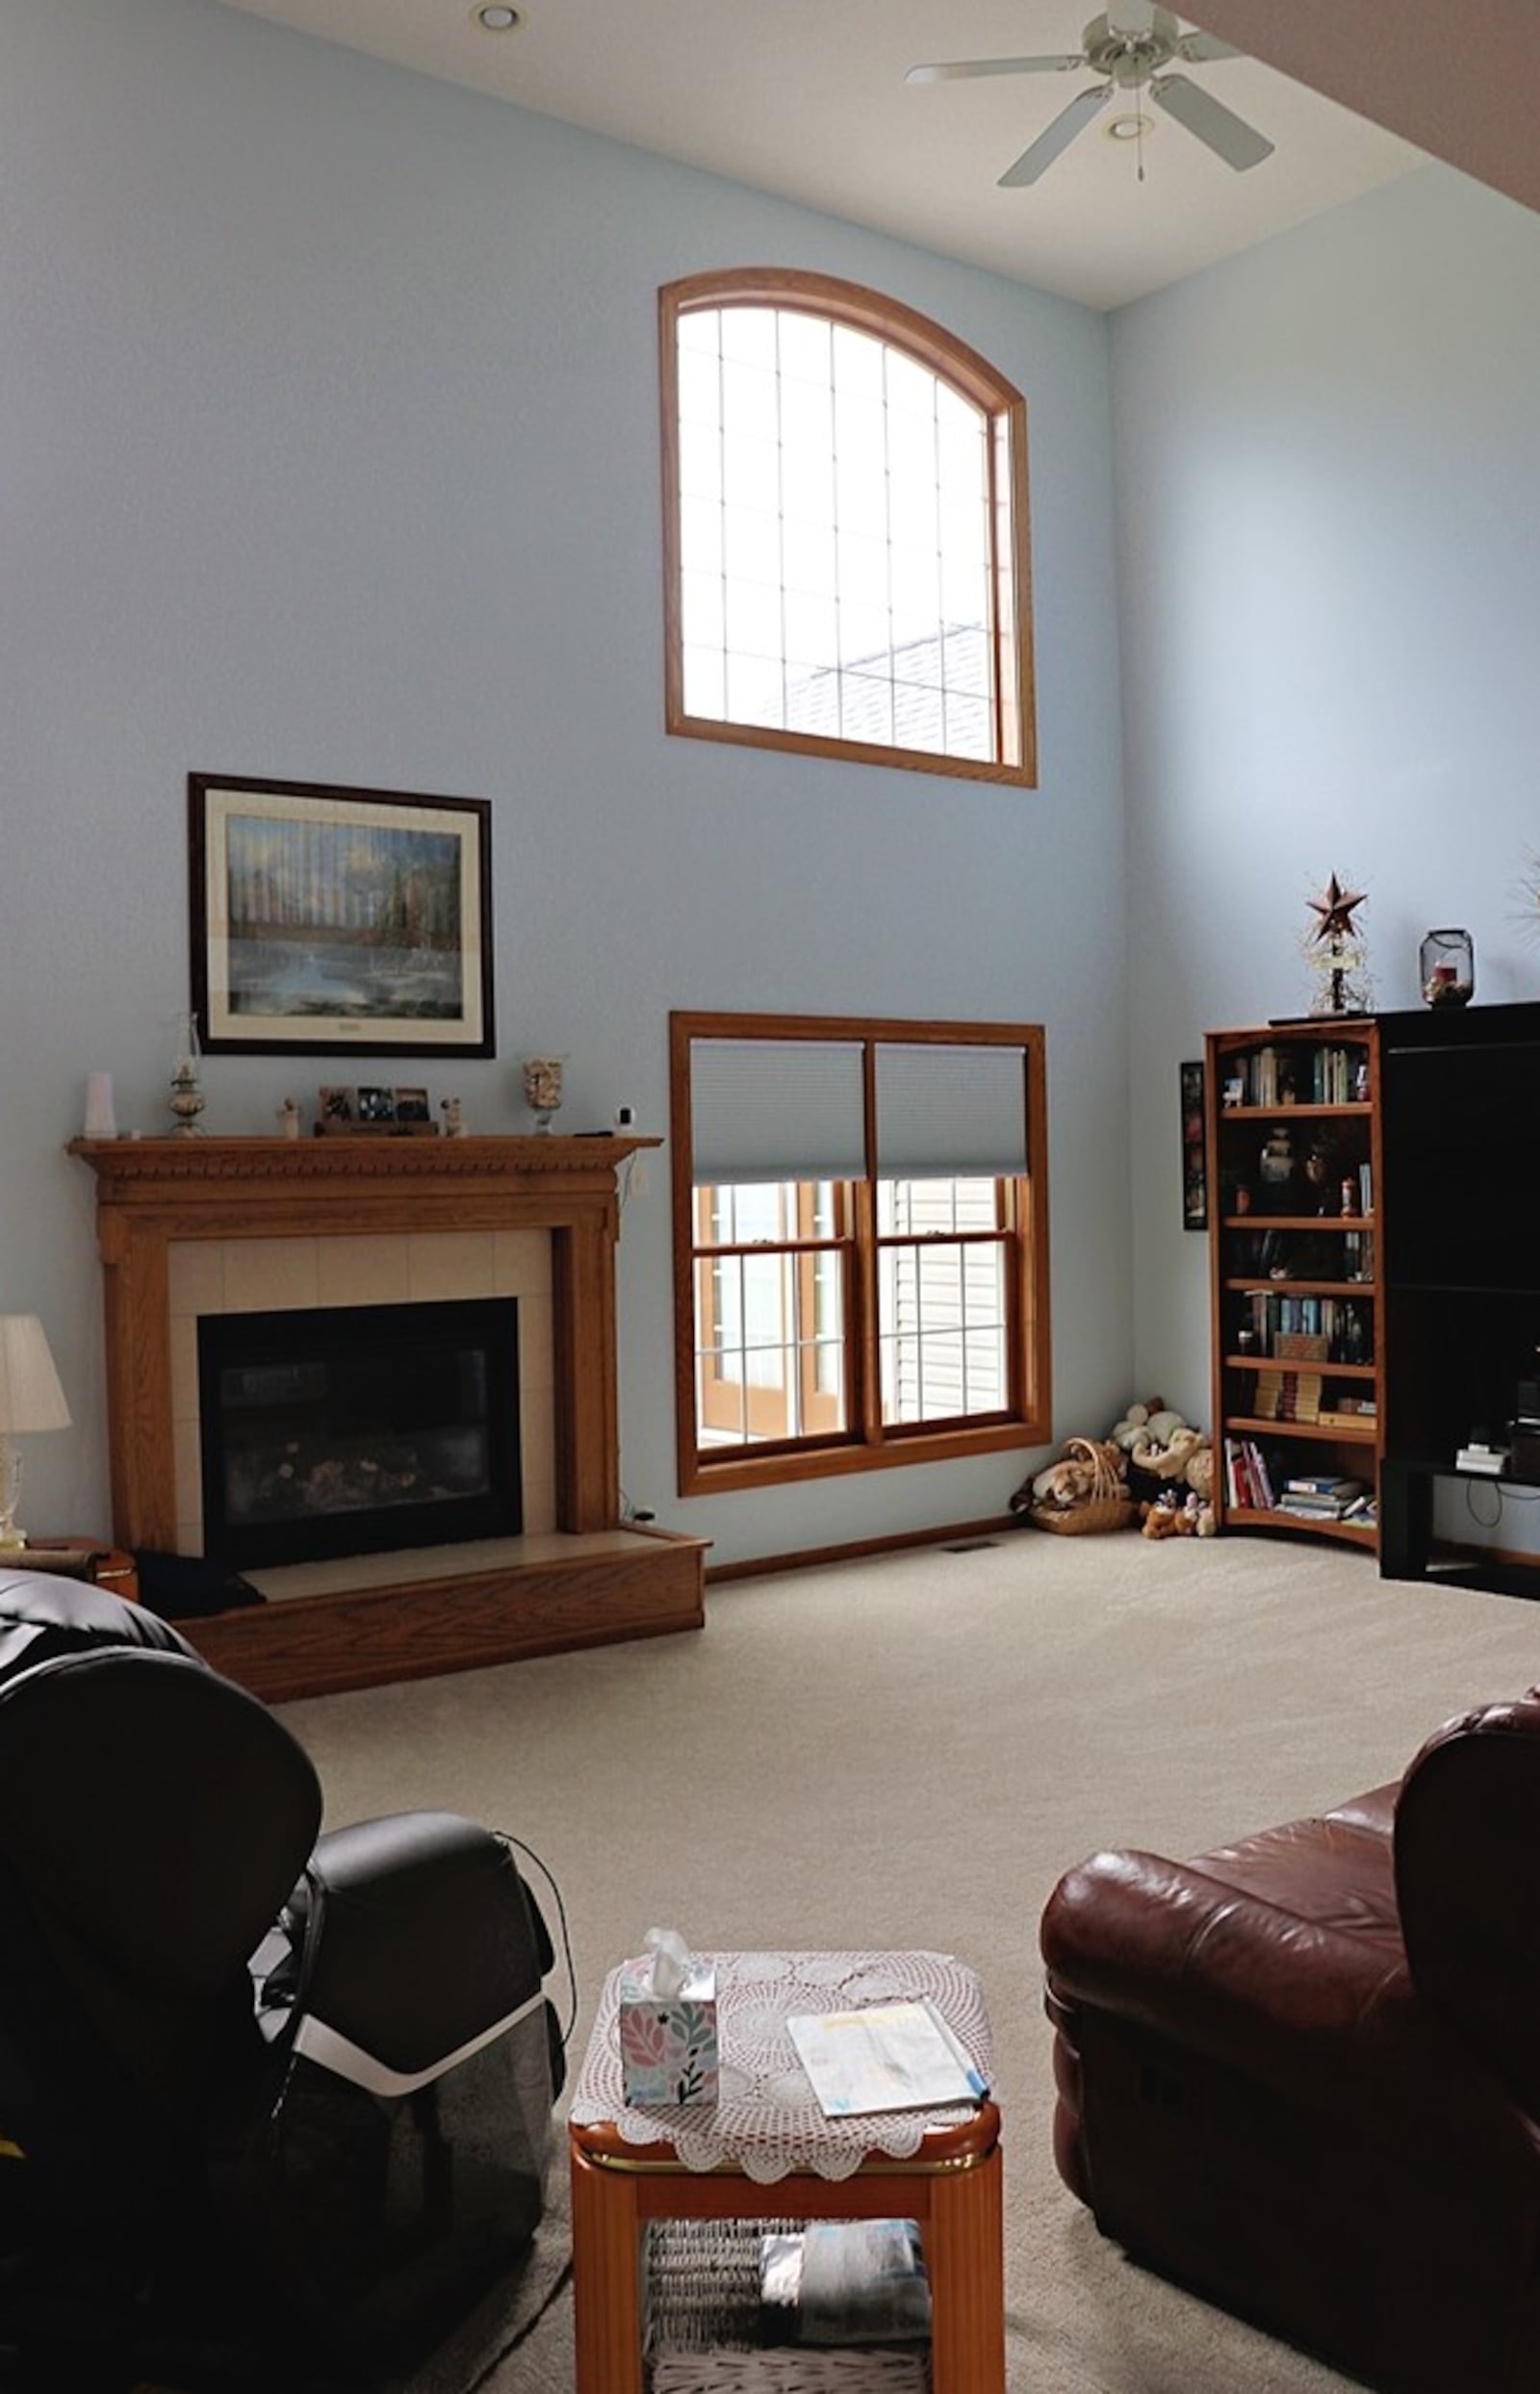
[210,1,1534,310]
[211,0,1431,309]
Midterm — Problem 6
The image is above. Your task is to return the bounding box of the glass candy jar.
[1420,927,1475,1008]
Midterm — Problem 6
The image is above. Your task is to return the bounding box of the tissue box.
[617,1961,719,2106]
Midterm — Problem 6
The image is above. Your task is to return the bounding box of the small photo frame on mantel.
[190,773,495,1057]
[1180,1059,1208,1232]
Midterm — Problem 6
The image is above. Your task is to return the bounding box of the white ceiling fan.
[906,3,1274,188]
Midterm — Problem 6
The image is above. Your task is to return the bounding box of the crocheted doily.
[570,1948,991,2182]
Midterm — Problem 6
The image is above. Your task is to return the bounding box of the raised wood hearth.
[70,1135,706,1698]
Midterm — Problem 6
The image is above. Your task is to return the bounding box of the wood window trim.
[659,268,1038,790]
[670,1011,1052,1498]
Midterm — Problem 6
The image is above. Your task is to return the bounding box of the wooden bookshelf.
[1205,1021,1383,1551]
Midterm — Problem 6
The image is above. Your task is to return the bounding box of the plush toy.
[1143,1423,1206,1480]
[1109,1397,1166,1460]
[1142,1486,1215,1540]
[1027,1436,1127,1512]
[1140,1491,1183,1539]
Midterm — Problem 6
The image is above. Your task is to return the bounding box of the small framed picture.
[319,1085,356,1124]
[356,1086,397,1124]
[393,1087,430,1122]
[1180,1059,1208,1231]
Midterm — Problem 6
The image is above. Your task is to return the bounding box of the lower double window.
[671,1014,1050,1495]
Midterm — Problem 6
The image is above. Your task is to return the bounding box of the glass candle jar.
[1420,927,1475,1008]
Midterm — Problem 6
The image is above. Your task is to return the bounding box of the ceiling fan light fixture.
[910,7,1270,189]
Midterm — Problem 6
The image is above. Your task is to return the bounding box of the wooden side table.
[568,1950,1006,2394]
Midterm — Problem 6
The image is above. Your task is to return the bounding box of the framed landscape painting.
[190,775,495,1056]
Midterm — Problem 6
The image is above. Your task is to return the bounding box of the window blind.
[874,1043,1028,1180]
[690,1040,866,1186]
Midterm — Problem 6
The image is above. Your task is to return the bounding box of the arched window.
[659,270,1036,785]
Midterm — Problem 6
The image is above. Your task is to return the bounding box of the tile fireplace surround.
[69,1135,706,1701]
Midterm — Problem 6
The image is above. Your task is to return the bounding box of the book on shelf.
[1252,1370,1322,1424]
[1275,1473,1368,1517]
[1237,1296,1373,1369]
[1274,1331,1330,1363]
[1223,1435,1276,1511]
[1222,1042,1368,1110]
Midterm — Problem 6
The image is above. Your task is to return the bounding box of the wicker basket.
[644,2220,929,2393]
[1021,1436,1137,1536]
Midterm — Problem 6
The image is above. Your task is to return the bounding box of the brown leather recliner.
[1040,1694,1540,2394]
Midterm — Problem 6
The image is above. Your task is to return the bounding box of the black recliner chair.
[0,1570,565,2390]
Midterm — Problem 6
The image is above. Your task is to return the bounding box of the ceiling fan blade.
[1177,30,1245,62]
[998,84,1112,187]
[1148,73,1273,169]
[907,53,1086,85]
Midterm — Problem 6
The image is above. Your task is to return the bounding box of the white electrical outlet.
[630,1156,649,1197]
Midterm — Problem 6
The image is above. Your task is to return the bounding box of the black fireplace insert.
[197,1297,522,1569]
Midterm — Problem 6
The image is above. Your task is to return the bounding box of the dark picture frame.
[1180,1058,1208,1231]
[190,774,495,1056]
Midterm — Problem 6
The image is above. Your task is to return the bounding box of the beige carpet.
[278,1527,1540,2394]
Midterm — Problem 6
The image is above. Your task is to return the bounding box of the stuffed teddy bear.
[1023,1436,1126,1513]
[1142,1423,1206,1480]
[1140,1490,1183,1539]
[1142,1486,1215,1539]
[1109,1398,1164,1460]
[1127,1417,1217,1536]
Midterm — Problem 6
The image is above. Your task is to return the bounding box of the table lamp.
[0,1315,72,1552]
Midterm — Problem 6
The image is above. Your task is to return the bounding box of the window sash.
[671,1012,1049,1494]
[661,270,1037,789]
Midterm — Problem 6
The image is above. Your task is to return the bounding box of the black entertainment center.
[1377,1000,1540,1595]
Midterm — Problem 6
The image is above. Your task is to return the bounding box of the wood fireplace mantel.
[68,1133,706,1698]
[70,1132,658,1550]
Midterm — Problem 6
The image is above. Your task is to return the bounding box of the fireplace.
[198,1297,522,1570]
[69,1134,706,1701]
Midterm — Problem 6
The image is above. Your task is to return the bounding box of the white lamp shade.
[0,1316,71,1433]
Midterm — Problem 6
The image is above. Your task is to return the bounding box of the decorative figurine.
[167,1013,206,1138]
[1303,873,1372,1017]
[522,1056,565,1132]
[440,1095,465,1139]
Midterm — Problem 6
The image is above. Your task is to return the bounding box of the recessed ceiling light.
[473,5,521,29]
[1107,115,1150,142]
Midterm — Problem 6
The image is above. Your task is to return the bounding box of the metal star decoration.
[1307,874,1368,946]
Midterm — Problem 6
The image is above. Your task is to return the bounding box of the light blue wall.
[1114,167,1540,1506]
[1,0,1130,1566]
